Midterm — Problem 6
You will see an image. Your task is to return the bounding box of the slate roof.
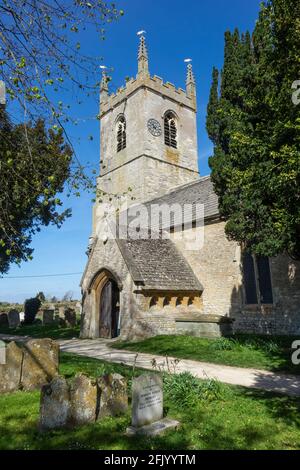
[116,237,203,292]
[124,176,219,232]
[144,175,219,228]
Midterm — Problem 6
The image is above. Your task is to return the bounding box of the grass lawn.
[0,322,80,340]
[113,334,300,375]
[0,352,300,450]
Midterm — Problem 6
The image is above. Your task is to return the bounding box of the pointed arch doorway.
[99,278,120,338]
[90,269,121,339]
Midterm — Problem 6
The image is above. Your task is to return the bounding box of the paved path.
[1,334,300,397]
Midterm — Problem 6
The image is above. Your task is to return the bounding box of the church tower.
[96,35,200,212]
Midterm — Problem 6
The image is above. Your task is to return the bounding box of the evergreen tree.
[0,107,72,273]
[207,0,300,259]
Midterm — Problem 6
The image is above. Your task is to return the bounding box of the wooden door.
[99,280,112,338]
[99,279,120,338]
[111,280,120,338]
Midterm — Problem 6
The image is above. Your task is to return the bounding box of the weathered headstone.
[126,373,179,436]
[0,342,23,393]
[21,338,59,391]
[42,309,54,325]
[64,308,76,327]
[8,309,20,328]
[131,374,163,428]
[39,376,70,430]
[97,373,128,418]
[0,313,9,326]
[69,373,97,426]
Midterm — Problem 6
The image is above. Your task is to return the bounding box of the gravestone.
[42,309,54,325]
[58,306,65,318]
[21,338,59,391]
[69,373,97,426]
[0,313,9,326]
[0,339,59,394]
[8,309,20,328]
[0,342,23,393]
[64,308,76,327]
[39,376,70,430]
[126,373,179,436]
[131,374,163,428]
[97,373,128,419]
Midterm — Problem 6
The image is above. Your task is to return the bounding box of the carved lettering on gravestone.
[131,374,163,428]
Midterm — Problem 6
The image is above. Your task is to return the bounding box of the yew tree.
[206,0,300,259]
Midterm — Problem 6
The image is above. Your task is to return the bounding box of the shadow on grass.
[0,323,80,340]
[113,334,300,375]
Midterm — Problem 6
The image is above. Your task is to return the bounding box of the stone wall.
[96,83,199,210]
[81,236,133,339]
[171,221,242,318]
[171,220,300,336]
[233,254,300,335]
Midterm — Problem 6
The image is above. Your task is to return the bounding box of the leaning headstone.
[97,373,128,419]
[64,308,76,327]
[126,373,179,436]
[8,309,20,328]
[0,313,9,326]
[39,376,70,430]
[42,309,54,325]
[21,338,59,391]
[69,373,97,426]
[0,342,23,393]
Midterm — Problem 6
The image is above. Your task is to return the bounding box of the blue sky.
[1,0,262,303]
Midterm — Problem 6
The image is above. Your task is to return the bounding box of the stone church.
[80,36,300,340]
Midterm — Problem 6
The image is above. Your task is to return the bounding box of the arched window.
[164,112,177,149]
[116,116,126,152]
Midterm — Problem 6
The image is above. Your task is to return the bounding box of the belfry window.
[116,116,126,152]
[164,112,177,149]
[243,253,273,305]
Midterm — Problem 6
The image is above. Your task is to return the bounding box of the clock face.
[147,118,162,137]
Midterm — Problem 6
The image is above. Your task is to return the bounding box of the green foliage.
[0,1,121,126]
[209,337,236,351]
[36,292,46,302]
[114,334,300,374]
[0,353,299,449]
[164,372,226,408]
[0,321,80,340]
[0,107,72,272]
[206,0,300,259]
[24,296,41,324]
